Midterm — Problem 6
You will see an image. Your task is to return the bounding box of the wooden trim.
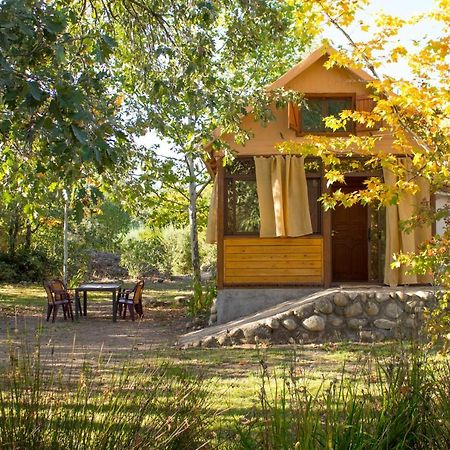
[430,192,436,236]
[288,102,300,133]
[216,159,225,289]
[298,93,356,136]
[322,170,332,288]
[222,282,324,288]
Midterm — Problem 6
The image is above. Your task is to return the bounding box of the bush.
[120,225,217,278]
[0,259,17,282]
[120,228,168,277]
[189,279,217,317]
[160,225,192,275]
[0,250,51,282]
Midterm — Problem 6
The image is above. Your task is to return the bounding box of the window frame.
[224,158,259,236]
[223,157,323,236]
[299,93,356,136]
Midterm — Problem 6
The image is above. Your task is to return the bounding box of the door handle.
[331,230,338,237]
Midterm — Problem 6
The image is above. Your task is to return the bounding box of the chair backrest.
[49,279,67,301]
[133,280,145,304]
[43,281,54,304]
[50,279,66,291]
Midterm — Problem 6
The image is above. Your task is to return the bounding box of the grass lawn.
[1,282,448,448]
[0,282,402,410]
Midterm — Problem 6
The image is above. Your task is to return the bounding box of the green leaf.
[28,81,42,101]
[44,15,67,34]
[101,34,117,49]
[74,201,84,223]
[71,125,88,145]
[55,44,65,63]
[43,117,53,129]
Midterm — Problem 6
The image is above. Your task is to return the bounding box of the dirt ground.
[0,294,190,368]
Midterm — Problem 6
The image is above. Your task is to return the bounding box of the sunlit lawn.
[0,282,417,435]
[0,279,192,312]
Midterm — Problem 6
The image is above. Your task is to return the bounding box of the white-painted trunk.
[187,155,201,283]
[63,190,69,286]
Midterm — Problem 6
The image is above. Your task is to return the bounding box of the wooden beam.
[322,173,332,288]
[430,192,436,236]
[216,158,225,289]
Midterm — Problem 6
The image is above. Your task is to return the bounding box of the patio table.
[74,282,122,322]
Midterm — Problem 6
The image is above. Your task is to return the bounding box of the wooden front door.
[331,179,368,282]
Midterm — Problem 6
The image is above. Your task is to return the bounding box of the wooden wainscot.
[223,236,323,286]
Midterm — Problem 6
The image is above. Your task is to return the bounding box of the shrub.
[160,225,192,275]
[120,225,217,278]
[120,228,168,277]
[0,250,51,282]
[188,279,217,317]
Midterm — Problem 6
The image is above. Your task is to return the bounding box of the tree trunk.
[186,154,201,284]
[8,209,20,258]
[63,191,69,286]
[25,221,32,251]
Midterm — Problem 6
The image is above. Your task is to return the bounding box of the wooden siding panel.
[224,236,323,286]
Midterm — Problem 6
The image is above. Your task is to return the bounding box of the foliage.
[0,249,51,282]
[0,341,216,450]
[119,225,216,279]
[0,0,136,200]
[233,346,450,449]
[160,225,192,275]
[80,201,132,253]
[189,279,217,317]
[119,228,167,278]
[279,0,450,340]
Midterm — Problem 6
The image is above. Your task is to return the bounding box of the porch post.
[216,158,225,289]
[322,172,332,287]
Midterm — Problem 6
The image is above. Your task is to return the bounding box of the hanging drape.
[254,155,312,238]
[205,174,218,244]
[384,157,432,286]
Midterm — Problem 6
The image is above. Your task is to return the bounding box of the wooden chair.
[43,279,77,322]
[117,280,145,321]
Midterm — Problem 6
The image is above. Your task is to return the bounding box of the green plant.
[160,225,192,275]
[120,228,168,277]
[0,250,51,282]
[188,279,217,317]
[0,338,217,450]
[232,346,450,449]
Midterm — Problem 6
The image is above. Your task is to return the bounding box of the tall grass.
[232,347,450,450]
[1,338,449,450]
[0,339,216,449]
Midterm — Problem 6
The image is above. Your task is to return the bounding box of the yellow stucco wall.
[216,55,401,157]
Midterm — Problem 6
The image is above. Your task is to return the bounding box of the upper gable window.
[300,95,355,134]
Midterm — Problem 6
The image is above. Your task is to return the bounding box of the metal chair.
[117,280,145,321]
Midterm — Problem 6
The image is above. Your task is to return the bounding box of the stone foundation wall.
[188,288,438,348]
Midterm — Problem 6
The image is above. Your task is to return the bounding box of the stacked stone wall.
[187,288,438,348]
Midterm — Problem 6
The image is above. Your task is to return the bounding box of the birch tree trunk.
[63,190,69,286]
[186,154,201,284]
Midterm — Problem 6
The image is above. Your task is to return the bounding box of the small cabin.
[205,46,434,323]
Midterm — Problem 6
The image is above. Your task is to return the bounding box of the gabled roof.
[267,45,375,91]
[204,45,376,175]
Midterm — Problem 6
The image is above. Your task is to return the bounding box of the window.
[224,158,322,235]
[300,96,354,134]
[225,159,260,234]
